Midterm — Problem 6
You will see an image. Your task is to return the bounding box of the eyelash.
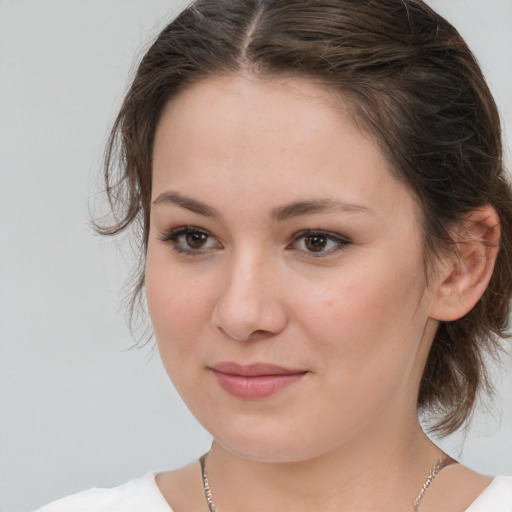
[158,226,222,256]
[288,230,351,257]
[158,227,351,257]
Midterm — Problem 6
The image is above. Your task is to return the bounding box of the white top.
[35,473,512,511]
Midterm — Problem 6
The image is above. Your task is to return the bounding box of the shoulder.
[466,476,512,512]
[34,473,172,512]
[155,461,207,511]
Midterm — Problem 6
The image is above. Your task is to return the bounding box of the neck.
[205,420,444,512]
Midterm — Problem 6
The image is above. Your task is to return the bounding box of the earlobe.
[429,205,500,322]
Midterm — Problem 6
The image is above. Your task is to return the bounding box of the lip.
[210,362,307,399]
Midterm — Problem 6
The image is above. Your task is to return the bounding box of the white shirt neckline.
[147,472,511,512]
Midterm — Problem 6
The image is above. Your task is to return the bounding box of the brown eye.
[304,234,328,252]
[186,231,208,249]
[160,226,221,254]
[291,230,351,256]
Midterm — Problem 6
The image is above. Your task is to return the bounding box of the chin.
[208,419,338,464]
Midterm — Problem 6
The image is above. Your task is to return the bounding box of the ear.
[429,205,500,322]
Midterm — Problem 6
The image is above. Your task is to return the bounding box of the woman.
[36,0,512,510]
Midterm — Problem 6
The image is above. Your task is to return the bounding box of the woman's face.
[146,75,442,462]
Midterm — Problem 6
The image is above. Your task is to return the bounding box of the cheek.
[145,250,211,358]
[294,258,428,372]
[146,271,212,410]
[288,269,429,436]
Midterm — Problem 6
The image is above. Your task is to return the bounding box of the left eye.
[291,231,350,255]
[183,231,211,249]
[159,227,221,254]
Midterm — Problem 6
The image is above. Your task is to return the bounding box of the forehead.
[151,74,418,223]
[155,74,348,154]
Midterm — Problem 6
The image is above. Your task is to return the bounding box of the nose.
[212,250,289,342]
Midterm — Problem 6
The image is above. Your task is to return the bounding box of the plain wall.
[0,1,511,510]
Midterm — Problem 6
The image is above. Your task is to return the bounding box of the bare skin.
[420,465,492,512]
[156,458,492,512]
[156,464,206,512]
[147,75,499,512]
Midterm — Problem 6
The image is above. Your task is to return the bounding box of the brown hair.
[98,0,512,435]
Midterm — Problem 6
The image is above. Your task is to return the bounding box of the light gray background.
[0,1,511,511]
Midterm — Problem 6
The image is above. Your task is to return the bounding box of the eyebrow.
[271,199,372,221]
[152,191,372,221]
[153,191,221,218]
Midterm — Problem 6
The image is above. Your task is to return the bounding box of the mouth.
[209,362,308,400]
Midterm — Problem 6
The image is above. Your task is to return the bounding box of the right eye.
[158,227,222,255]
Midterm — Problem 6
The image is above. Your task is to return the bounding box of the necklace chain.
[200,452,453,512]
[200,454,217,512]
[412,457,453,511]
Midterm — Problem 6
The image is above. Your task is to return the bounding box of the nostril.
[215,324,280,343]
[210,260,289,341]
[212,293,289,342]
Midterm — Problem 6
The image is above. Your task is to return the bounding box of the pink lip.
[210,362,307,399]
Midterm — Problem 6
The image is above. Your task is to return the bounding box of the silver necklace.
[412,457,454,511]
[199,453,453,512]
[199,454,217,512]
